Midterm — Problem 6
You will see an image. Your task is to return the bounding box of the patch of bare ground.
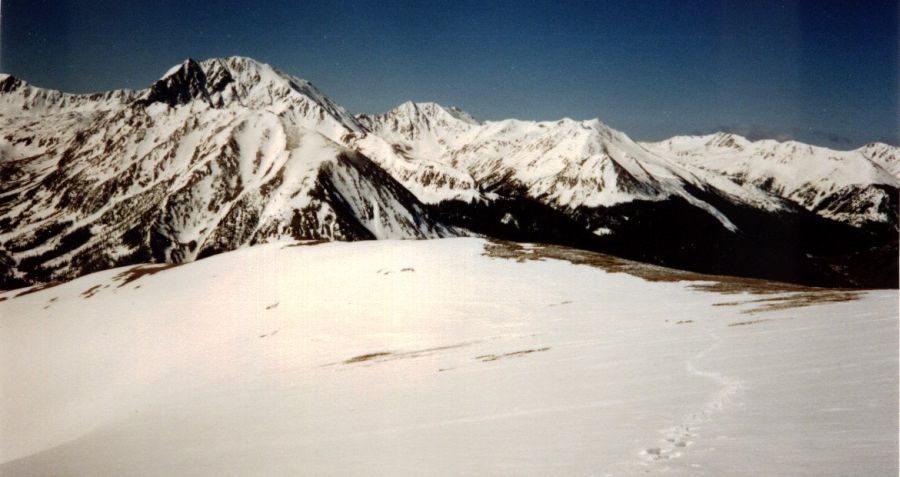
[729,318,772,327]
[717,290,862,314]
[114,263,181,288]
[14,281,62,298]
[341,343,474,366]
[81,285,103,298]
[344,352,393,364]
[483,240,862,313]
[282,240,327,248]
[475,347,550,362]
[377,267,416,275]
[43,297,58,309]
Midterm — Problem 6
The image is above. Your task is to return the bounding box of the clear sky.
[2,0,897,147]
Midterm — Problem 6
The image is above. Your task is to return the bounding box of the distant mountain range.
[1,57,897,288]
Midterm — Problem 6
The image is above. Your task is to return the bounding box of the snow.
[361,102,749,231]
[643,134,900,208]
[860,142,900,180]
[1,61,453,279]
[1,238,895,475]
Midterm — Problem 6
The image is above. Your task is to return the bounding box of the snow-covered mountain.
[0,57,451,286]
[2,239,897,475]
[363,102,899,229]
[643,133,899,226]
[360,102,741,215]
[1,56,897,288]
[357,101,898,288]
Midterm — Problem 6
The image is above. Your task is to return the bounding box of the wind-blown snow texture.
[1,57,897,288]
[1,239,896,475]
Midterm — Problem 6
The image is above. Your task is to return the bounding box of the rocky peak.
[135,58,211,107]
[0,74,24,93]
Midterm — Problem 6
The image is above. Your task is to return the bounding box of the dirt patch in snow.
[341,343,474,366]
[728,318,772,327]
[483,240,862,313]
[114,263,182,288]
[475,347,550,362]
[282,240,328,248]
[377,267,416,275]
[14,281,62,298]
[344,352,394,364]
[714,290,861,314]
[80,285,103,299]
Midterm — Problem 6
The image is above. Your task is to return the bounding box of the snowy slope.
[1,239,896,475]
[860,142,900,180]
[351,102,483,204]
[0,58,452,286]
[643,133,900,226]
[0,74,133,114]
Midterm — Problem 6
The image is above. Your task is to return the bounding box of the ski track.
[638,325,743,468]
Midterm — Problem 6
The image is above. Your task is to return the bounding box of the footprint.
[638,327,742,466]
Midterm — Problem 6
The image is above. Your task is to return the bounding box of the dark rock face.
[0,75,23,93]
[813,184,899,228]
[135,59,213,107]
[429,189,898,289]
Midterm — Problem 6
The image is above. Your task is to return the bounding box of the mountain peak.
[0,74,24,93]
[705,131,751,149]
[387,101,480,126]
[136,58,210,107]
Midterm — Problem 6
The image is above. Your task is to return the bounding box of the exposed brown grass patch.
[344,352,393,364]
[81,284,103,298]
[476,347,550,362]
[43,297,59,309]
[14,281,61,297]
[341,342,474,366]
[483,240,863,314]
[729,318,772,327]
[114,263,181,288]
[283,240,327,248]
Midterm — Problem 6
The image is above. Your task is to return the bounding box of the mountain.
[0,57,451,287]
[642,133,899,227]
[357,102,899,288]
[2,238,896,475]
[860,142,900,179]
[1,57,897,289]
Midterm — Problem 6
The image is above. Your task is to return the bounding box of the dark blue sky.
[2,0,897,147]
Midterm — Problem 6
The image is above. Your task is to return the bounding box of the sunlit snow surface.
[1,238,896,476]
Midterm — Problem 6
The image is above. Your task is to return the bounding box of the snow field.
[1,238,895,475]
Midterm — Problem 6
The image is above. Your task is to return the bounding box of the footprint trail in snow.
[639,326,743,466]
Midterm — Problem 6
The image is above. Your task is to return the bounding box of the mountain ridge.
[1,57,896,288]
